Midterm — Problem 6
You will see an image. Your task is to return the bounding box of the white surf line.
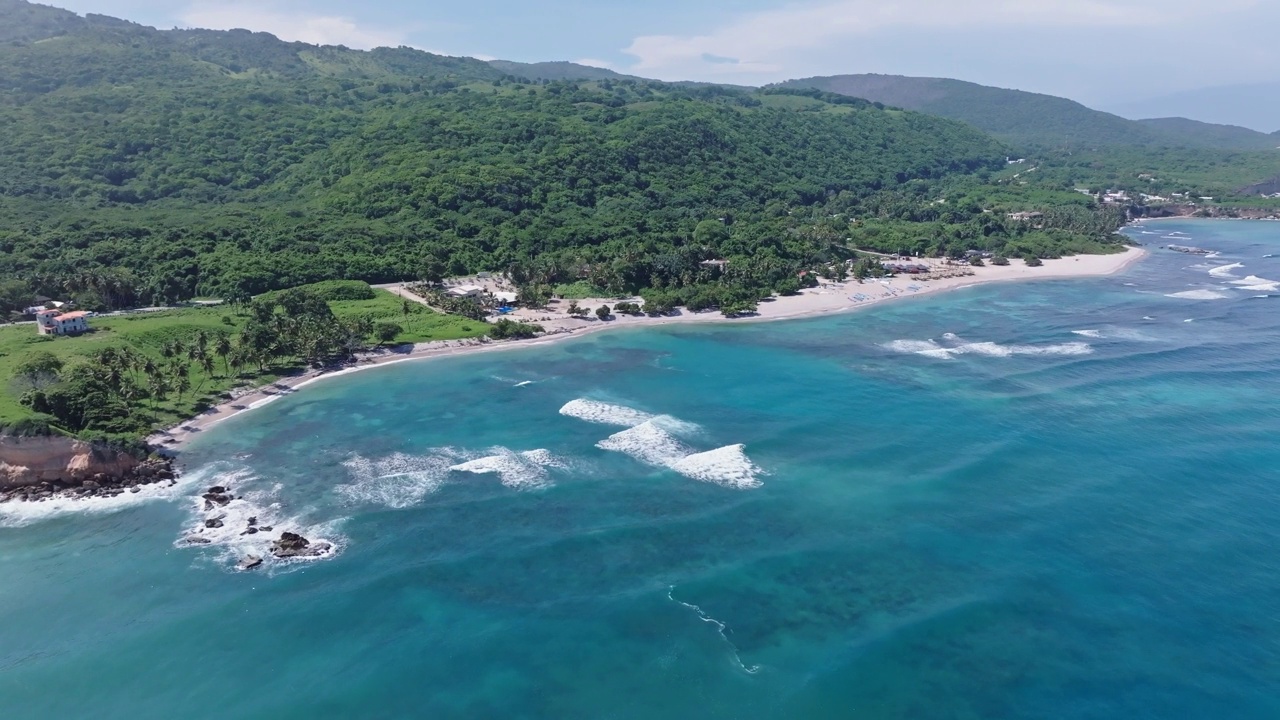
[668,586,761,675]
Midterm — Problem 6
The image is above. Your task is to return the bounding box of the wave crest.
[1165,289,1231,300]
[449,448,564,490]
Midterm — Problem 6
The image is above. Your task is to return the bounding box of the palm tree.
[195,354,215,394]
[175,372,192,402]
[147,373,170,420]
[214,335,233,377]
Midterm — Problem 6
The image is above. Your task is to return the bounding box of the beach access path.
[149,247,1145,450]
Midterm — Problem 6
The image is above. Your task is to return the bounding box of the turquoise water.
[4,219,1280,718]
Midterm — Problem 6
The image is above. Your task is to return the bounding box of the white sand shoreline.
[150,247,1146,450]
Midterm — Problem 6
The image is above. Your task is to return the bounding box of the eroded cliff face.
[0,435,144,489]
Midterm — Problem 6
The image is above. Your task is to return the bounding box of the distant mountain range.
[1110,84,1280,135]
[483,64,1278,153]
[772,74,1278,151]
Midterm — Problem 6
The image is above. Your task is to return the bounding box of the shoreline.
[150,247,1147,450]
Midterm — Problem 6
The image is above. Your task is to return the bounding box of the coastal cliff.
[0,434,172,499]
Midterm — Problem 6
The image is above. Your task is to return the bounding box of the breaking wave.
[449,448,565,490]
[560,398,700,435]
[669,445,764,490]
[1208,262,1245,278]
[1230,276,1280,293]
[883,336,1093,360]
[1072,327,1156,342]
[596,422,764,489]
[338,452,459,508]
[597,421,691,468]
[559,399,656,427]
[1165,289,1232,300]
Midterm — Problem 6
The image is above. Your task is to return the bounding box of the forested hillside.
[777,74,1279,152]
[0,1,1128,315]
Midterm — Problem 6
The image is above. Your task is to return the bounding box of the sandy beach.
[150,247,1146,449]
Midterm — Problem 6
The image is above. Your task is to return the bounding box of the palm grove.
[14,286,378,436]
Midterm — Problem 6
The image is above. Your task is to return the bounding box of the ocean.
[3,219,1279,719]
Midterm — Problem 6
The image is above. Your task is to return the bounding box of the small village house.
[35,309,91,336]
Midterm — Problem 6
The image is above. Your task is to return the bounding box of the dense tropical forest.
[0,0,1141,320]
[776,74,1280,205]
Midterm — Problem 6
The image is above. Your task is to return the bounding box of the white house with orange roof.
[35,309,91,336]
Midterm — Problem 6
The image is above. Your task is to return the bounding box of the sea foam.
[559,399,656,427]
[338,452,458,508]
[176,470,345,572]
[1208,262,1245,278]
[449,448,564,490]
[668,445,764,490]
[1230,276,1280,292]
[884,337,1093,359]
[597,421,691,467]
[0,466,210,528]
[1165,289,1231,300]
[560,398,700,435]
[595,422,764,489]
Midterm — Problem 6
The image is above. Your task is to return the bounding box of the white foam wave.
[668,445,764,490]
[1208,262,1244,278]
[1165,289,1231,300]
[1230,275,1280,292]
[885,337,1093,359]
[449,448,564,490]
[337,452,458,508]
[176,471,345,572]
[560,399,656,427]
[951,341,1093,358]
[0,467,210,528]
[560,398,699,434]
[1072,327,1155,342]
[596,422,764,489]
[597,421,691,467]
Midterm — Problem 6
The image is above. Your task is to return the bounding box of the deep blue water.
[3,219,1280,719]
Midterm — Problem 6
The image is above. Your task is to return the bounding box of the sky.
[46,0,1280,109]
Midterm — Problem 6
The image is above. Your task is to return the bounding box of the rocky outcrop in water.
[270,531,332,559]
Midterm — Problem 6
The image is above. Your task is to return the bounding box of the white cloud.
[179,2,408,49]
[622,0,1263,80]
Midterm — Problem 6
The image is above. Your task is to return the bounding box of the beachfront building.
[35,309,90,336]
[445,285,484,299]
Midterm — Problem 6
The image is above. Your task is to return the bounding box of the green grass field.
[0,290,484,426]
[329,291,487,344]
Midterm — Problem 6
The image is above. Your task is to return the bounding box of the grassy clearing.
[330,290,487,344]
[0,289,483,425]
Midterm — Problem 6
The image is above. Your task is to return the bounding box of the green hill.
[488,60,637,83]
[776,74,1278,151]
[0,1,1049,309]
[1136,117,1279,151]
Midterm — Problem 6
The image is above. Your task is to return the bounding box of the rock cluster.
[180,485,330,570]
[0,458,176,504]
[270,531,333,559]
